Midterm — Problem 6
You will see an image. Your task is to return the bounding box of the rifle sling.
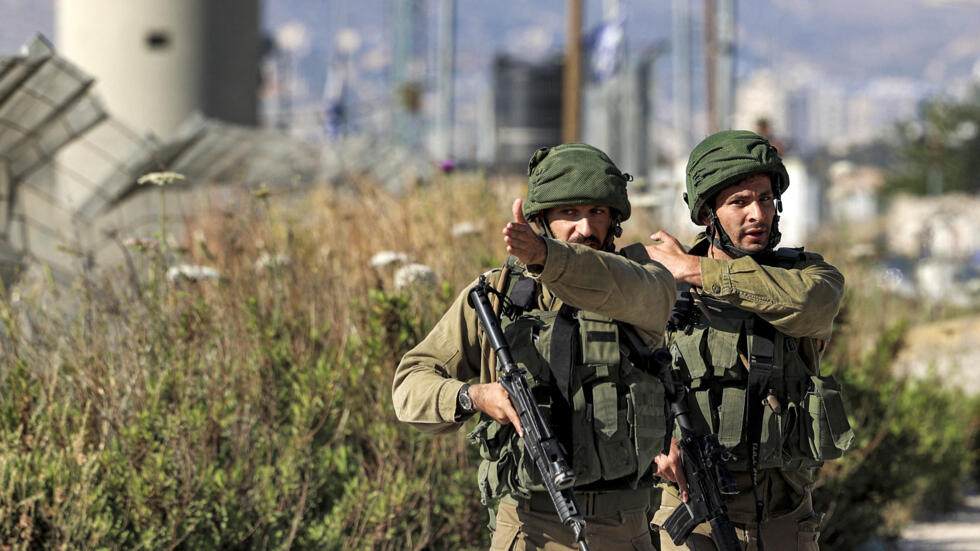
[486,266,512,378]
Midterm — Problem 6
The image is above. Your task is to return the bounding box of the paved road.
[897,494,980,551]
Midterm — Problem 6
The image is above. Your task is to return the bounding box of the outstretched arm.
[646,230,844,340]
[698,253,844,340]
[502,199,675,347]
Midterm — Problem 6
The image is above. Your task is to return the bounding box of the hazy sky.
[2,0,979,92]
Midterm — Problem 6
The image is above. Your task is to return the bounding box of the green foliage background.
[886,84,980,196]
[0,175,976,550]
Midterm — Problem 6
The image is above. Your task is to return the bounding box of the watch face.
[459,385,473,411]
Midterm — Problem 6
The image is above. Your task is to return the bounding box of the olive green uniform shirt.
[696,242,844,342]
[660,236,845,523]
[392,238,676,435]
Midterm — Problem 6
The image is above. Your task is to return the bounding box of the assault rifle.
[653,346,741,551]
[618,320,741,551]
[468,276,590,551]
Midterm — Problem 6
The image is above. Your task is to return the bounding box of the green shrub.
[0,177,503,550]
[814,300,980,549]
[0,175,976,550]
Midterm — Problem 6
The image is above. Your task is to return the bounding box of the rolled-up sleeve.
[392,275,492,434]
[699,252,845,340]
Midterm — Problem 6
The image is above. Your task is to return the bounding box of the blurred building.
[734,69,789,140]
[777,158,821,248]
[886,194,980,262]
[734,68,926,153]
[885,194,980,306]
[55,0,261,141]
[827,161,884,225]
[845,78,922,147]
[490,54,563,170]
[786,83,847,154]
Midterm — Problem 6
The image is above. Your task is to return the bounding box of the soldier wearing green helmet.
[645,130,852,550]
[393,143,677,550]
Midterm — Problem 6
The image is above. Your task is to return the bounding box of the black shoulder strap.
[618,242,651,263]
[763,246,805,267]
[500,259,576,402]
[744,316,776,551]
[549,304,578,404]
[508,276,537,312]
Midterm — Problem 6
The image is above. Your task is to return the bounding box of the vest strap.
[745,316,776,551]
[508,276,537,313]
[549,304,578,403]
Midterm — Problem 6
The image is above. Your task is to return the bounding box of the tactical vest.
[667,248,853,472]
[469,261,668,506]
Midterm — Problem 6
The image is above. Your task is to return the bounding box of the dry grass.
[0,172,975,550]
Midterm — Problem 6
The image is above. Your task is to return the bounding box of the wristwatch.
[457,384,475,414]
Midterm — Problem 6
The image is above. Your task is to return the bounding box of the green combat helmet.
[684,130,789,257]
[524,143,632,251]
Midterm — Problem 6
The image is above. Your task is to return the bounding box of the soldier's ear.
[699,206,712,226]
[529,213,548,234]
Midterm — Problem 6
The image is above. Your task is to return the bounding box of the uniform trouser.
[650,489,821,551]
[489,490,656,550]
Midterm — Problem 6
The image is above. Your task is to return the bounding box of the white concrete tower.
[55,0,259,141]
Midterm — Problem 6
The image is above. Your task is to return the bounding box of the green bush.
[814,303,980,549]
[0,175,976,550]
[0,177,501,550]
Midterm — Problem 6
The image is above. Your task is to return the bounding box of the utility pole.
[716,0,735,131]
[391,0,425,147]
[704,0,718,134]
[626,44,668,181]
[436,0,456,160]
[563,0,582,143]
[672,0,693,153]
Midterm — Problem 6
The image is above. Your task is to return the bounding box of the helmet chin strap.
[602,219,622,252]
[704,206,782,259]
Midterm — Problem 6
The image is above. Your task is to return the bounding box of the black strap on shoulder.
[618,242,651,263]
[744,316,776,551]
[508,276,538,313]
[549,304,579,404]
[757,246,805,268]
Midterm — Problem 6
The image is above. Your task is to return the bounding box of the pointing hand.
[503,198,547,266]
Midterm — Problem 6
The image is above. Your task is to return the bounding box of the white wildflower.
[369,251,409,268]
[451,221,484,237]
[167,264,221,283]
[394,263,437,291]
[137,171,186,186]
[254,252,291,271]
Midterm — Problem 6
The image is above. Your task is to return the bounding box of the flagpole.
[563,0,582,143]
